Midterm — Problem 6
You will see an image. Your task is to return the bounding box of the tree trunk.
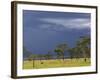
[62,52,64,61]
[33,59,35,68]
[82,48,87,62]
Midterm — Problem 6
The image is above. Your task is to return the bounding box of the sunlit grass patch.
[23,58,91,69]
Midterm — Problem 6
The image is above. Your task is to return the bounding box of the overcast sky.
[23,10,91,57]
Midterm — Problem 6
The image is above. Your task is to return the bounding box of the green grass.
[23,58,91,69]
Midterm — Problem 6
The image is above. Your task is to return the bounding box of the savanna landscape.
[23,36,91,69]
[23,10,91,69]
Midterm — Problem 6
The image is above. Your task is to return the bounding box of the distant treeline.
[24,35,90,62]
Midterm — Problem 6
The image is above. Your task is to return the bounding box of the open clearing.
[23,58,91,69]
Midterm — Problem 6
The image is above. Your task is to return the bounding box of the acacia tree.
[68,48,76,60]
[54,48,64,61]
[37,54,43,63]
[23,47,32,60]
[76,36,90,62]
[27,54,37,68]
[47,51,52,60]
[44,53,52,60]
[56,43,68,61]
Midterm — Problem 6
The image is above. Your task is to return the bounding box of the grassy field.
[23,58,91,69]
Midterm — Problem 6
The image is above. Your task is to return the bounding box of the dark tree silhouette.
[54,48,64,61]
[56,43,68,61]
[27,54,37,68]
[76,36,90,62]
